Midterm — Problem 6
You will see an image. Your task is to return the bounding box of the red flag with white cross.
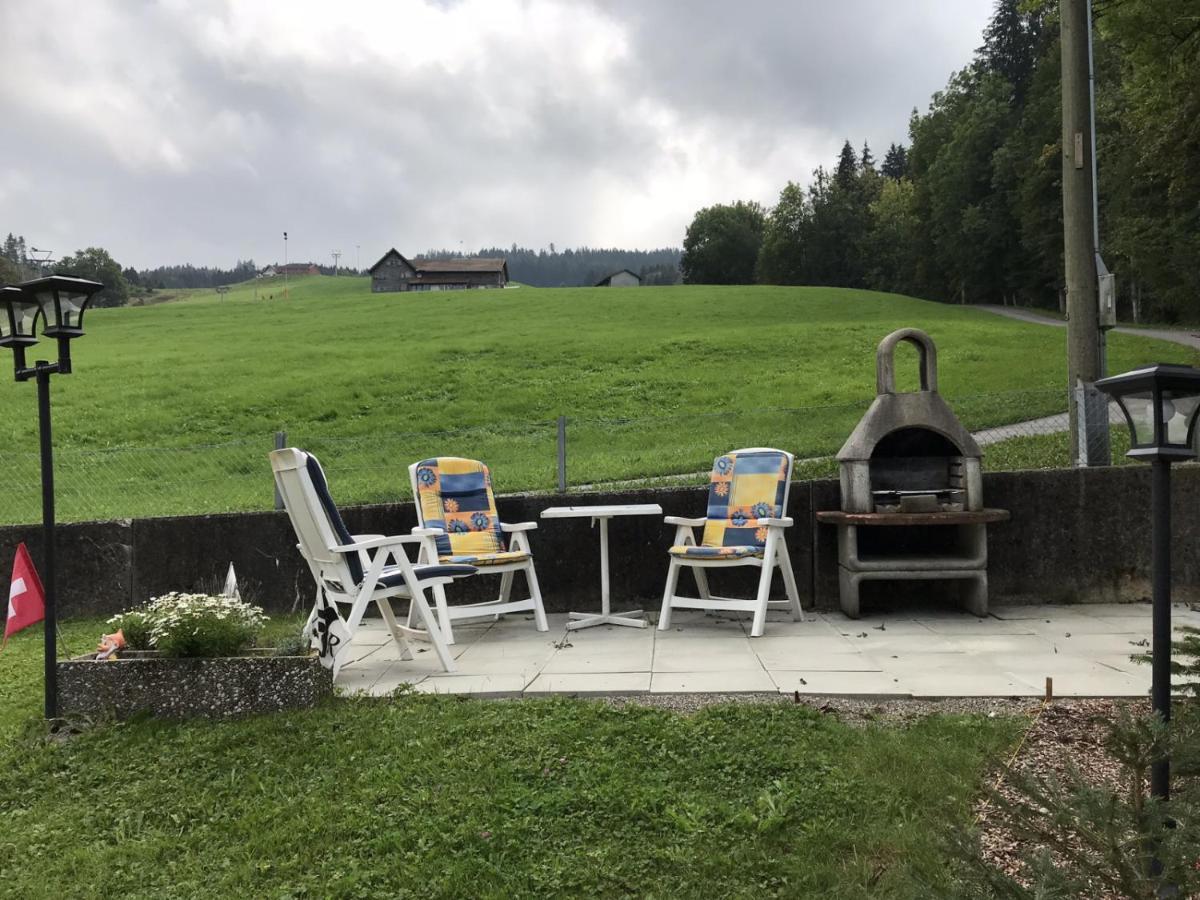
[3,543,45,647]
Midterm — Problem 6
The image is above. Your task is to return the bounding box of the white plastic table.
[539,504,663,630]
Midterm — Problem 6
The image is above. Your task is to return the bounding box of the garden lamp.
[0,274,103,720]
[1096,362,1200,810]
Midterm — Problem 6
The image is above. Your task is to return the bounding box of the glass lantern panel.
[32,289,61,330]
[0,298,40,339]
[57,290,86,327]
[15,299,40,335]
[1118,392,1157,446]
[1163,390,1200,446]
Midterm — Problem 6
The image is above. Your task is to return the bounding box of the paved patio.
[336,602,1200,699]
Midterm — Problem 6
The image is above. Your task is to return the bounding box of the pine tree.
[860,142,875,173]
[979,0,1043,105]
[834,140,858,190]
[881,143,909,180]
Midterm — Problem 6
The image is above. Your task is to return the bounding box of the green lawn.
[0,620,1020,898]
[0,278,1192,524]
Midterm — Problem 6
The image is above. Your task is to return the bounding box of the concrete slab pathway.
[336,601,1200,699]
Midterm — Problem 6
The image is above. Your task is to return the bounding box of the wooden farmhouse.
[595,269,642,287]
[368,249,508,292]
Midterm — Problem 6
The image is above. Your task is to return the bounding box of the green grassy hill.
[0,277,1193,523]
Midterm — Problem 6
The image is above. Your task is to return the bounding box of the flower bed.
[55,592,331,720]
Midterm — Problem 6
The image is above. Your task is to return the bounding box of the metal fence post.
[556,415,567,493]
[273,430,286,509]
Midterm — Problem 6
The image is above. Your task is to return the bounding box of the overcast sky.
[0,0,994,270]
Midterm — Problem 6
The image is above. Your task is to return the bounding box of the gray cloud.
[0,0,992,270]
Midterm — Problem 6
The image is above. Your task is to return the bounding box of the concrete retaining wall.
[2,465,1197,618]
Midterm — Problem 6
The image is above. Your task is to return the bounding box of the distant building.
[595,269,641,288]
[368,249,508,293]
[259,263,319,277]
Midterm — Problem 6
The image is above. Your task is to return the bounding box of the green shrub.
[273,631,311,658]
[104,609,154,650]
[144,592,269,659]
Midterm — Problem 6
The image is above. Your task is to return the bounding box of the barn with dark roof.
[368,249,508,293]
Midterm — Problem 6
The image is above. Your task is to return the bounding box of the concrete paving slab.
[651,670,776,693]
[750,632,861,654]
[916,617,1039,635]
[540,647,654,674]
[525,672,650,694]
[415,673,529,695]
[869,651,971,673]
[939,635,1058,654]
[1046,633,1149,655]
[1091,616,1155,633]
[820,615,940,636]
[756,647,880,671]
[1027,617,1146,637]
[836,633,961,654]
[770,670,905,696]
[652,645,762,673]
[1071,603,1152,618]
[990,605,1096,620]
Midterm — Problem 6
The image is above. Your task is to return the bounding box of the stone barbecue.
[817,328,1009,617]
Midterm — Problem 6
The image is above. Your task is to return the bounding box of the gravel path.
[972,304,1200,351]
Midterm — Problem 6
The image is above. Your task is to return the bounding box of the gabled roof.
[595,269,641,286]
[367,248,414,274]
[412,258,507,274]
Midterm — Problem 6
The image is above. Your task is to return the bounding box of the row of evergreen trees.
[682,0,1199,324]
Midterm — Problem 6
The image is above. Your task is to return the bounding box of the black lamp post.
[1096,363,1200,807]
[0,275,103,719]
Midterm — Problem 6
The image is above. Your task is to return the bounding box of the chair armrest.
[411,526,445,537]
[332,534,418,552]
[665,516,705,527]
[758,517,793,528]
[500,521,537,533]
[352,533,386,542]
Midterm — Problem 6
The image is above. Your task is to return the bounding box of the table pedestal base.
[566,609,646,630]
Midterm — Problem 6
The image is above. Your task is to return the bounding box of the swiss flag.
[4,543,45,646]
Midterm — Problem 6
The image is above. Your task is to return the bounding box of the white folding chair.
[658,447,802,637]
[271,448,475,676]
[407,457,548,645]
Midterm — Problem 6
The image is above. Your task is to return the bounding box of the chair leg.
[777,542,803,620]
[375,597,413,661]
[525,563,549,632]
[693,566,712,600]
[432,582,456,646]
[498,569,514,603]
[410,587,456,673]
[658,559,681,630]
[750,558,775,638]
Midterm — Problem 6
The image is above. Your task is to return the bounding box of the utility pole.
[283,231,288,300]
[1061,0,1109,466]
[355,244,360,272]
[331,249,341,276]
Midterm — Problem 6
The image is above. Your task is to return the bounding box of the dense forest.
[682,0,1200,323]
[419,245,681,287]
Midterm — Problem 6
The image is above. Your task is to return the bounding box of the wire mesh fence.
[0,388,1148,526]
